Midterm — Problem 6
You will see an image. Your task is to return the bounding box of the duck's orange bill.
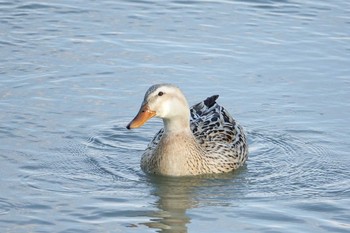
[126,105,156,129]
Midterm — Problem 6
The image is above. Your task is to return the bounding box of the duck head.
[126,84,190,131]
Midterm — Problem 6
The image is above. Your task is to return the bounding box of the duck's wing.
[190,95,235,144]
[190,95,247,159]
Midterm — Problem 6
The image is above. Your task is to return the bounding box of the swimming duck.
[126,84,248,176]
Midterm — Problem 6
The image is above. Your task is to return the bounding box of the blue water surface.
[1,0,349,232]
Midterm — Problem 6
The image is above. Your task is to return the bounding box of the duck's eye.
[158,91,164,96]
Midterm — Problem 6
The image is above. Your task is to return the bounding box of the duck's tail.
[204,95,219,108]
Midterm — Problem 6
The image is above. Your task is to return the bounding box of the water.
[1,0,349,232]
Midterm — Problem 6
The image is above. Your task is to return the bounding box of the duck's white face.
[127,84,190,129]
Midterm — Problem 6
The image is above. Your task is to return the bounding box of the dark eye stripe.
[158,91,164,96]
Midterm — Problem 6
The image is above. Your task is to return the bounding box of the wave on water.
[247,129,348,199]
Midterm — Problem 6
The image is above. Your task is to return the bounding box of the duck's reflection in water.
[141,171,246,233]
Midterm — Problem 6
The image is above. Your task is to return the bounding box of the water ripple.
[247,129,347,199]
[0,198,14,215]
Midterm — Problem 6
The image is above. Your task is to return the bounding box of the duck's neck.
[163,115,191,134]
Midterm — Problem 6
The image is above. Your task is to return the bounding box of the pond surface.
[1,0,350,232]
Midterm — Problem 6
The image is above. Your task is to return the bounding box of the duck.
[126,84,248,176]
